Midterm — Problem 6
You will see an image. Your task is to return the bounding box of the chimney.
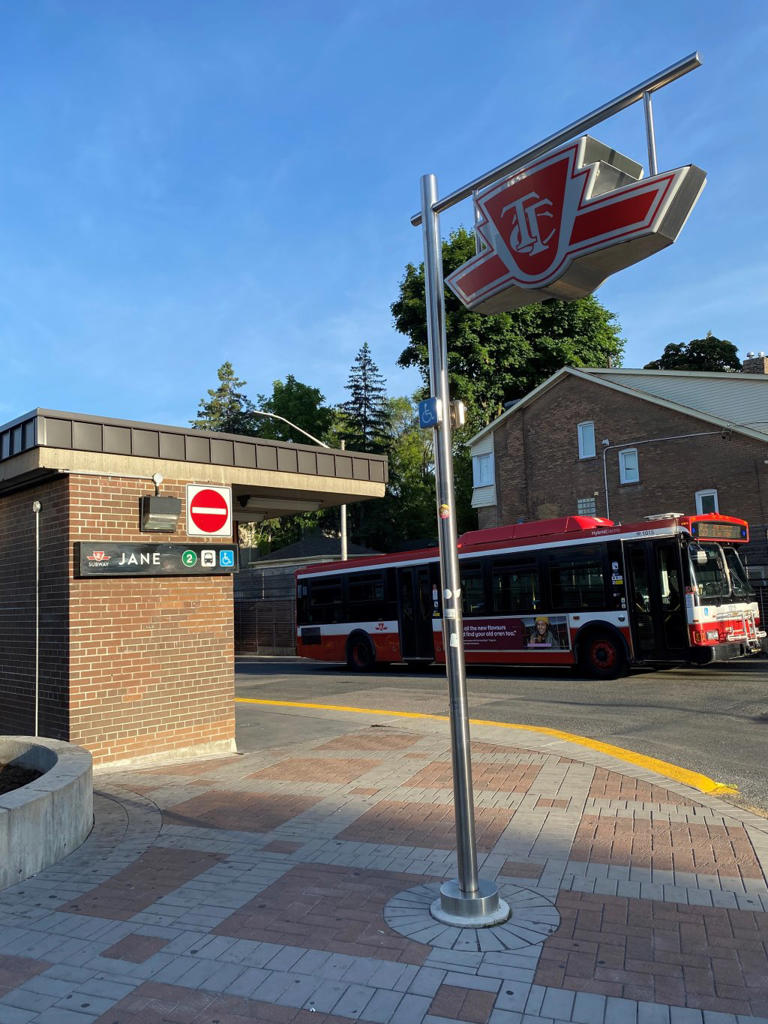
[742,351,768,374]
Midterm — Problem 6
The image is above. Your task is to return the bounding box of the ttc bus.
[295,513,766,678]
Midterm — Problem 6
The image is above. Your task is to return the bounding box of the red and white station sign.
[446,136,706,313]
[186,484,232,537]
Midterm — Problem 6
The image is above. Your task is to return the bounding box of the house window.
[577,497,597,515]
[619,448,639,484]
[577,421,596,459]
[695,489,719,514]
[472,452,494,487]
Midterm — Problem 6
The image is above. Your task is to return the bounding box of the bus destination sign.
[691,522,747,542]
[76,542,239,577]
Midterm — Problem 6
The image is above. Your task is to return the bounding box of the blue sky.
[1,1,766,428]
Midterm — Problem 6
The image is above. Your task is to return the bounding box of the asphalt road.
[235,655,768,815]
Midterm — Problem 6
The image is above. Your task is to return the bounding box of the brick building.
[468,359,768,579]
[0,408,386,764]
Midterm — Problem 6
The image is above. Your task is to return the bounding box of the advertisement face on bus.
[462,614,570,652]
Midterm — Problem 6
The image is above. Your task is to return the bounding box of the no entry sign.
[186,484,232,537]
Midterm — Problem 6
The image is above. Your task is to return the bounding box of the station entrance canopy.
[0,408,387,517]
[0,408,386,766]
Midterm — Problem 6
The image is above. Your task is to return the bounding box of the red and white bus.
[295,513,766,678]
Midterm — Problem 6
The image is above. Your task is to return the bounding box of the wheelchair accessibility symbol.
[418,397,442,429]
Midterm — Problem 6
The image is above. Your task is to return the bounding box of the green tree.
[255,374,334,444]
[193,365,338,551]
[643,333,741,372]
[392,226,625,432]
[366,396,436,549]
[191,362,257,434]
[339,342,390,453]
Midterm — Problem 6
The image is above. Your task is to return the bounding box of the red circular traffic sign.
[188,488,230,535]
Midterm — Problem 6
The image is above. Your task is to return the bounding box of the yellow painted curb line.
[235,697,738,797]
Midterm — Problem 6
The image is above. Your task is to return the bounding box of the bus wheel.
[346,633,375,671]
[579,630,626,680]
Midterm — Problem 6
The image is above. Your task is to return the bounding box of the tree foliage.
[354,396,436,550]
[339,342,390,454]
[255,375,334,444]
[391,226,625,432]
[191,362,257,434]
[192,353,473,555]
[643,333,741,373]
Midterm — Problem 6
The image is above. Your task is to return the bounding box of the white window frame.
[695,489,719,514]
[618,447,639,484]
[577,421,596,460]
[577,496,597,515]
[472,452,495,488]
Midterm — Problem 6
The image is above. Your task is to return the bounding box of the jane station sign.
[76,542,238,577]
[446,136,706,313]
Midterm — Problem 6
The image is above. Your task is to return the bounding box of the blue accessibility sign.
[219,549,236,568]
[418,397,442,429]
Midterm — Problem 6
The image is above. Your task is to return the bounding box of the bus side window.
[308,579,344,624]
[461,562,486,616]
[547,547,605,610]
[348,571,389,621]
[491,561,538,613]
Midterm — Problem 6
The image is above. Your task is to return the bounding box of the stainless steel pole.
[643,90,658,175]
[411,52,700,225]
[32,500,41,736]
[420,173,509,927]
[340,440,348,561]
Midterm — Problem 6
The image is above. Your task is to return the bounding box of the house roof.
[247,533,379,564]
[468,367,768,447]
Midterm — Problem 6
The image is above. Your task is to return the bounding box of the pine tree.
[340,343,390,453]
[191,362,257,434]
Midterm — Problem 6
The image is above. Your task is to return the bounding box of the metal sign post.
[416,53,702,926]
[421,175,509,926]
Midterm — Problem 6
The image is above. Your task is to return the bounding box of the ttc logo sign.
[446,136,706,312]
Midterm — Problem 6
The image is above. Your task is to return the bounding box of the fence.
[234,566,296,656]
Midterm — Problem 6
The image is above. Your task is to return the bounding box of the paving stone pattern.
[0,717,767,1024]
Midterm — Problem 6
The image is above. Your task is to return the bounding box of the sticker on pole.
[186,485,232,537]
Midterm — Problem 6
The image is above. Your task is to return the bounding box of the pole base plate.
[430,878,511,928]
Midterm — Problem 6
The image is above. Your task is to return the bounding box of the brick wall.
[1,472,235,765]
[68,474,235,764]
[480,375,768,564]
[0,478,69,738]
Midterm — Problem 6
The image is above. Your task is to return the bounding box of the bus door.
[397,566,435,660]
[624,540,687,659]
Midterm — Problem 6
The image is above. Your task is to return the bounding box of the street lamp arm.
[252,409,347,561]
[253,410,328,448]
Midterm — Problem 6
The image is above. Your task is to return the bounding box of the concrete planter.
[0,737,93,891]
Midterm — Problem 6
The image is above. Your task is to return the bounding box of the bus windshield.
[723,546,754,598]
[688,543,729,599]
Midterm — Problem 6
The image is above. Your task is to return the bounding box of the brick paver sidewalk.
[1,708,767,1024]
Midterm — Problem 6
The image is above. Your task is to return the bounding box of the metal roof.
[587,369,768,436]
[468,367,768,446]
[0,409,387,519]
[0,408,387,483]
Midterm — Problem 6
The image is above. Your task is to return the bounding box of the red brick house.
[468,357,768,581]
